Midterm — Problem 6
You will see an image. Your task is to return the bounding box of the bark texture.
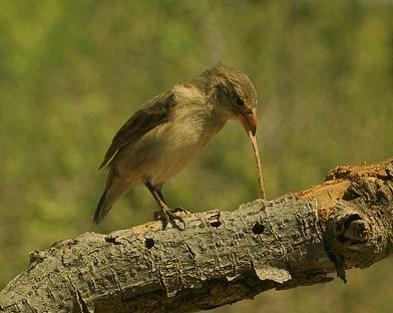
[1,158,393,313]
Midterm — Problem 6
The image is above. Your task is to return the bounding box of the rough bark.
[1,158,392,313]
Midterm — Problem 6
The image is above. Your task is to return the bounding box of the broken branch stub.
[321,164,393,282]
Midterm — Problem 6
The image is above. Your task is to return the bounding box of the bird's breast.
[147,107,226,184]
[114,105,227,185]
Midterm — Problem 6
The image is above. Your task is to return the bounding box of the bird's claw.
[154,208,186,230]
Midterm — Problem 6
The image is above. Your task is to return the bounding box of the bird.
[94,63,258,228]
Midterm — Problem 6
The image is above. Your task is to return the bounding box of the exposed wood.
[1,158,392,313]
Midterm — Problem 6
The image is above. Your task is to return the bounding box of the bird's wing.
[98,90,176,169]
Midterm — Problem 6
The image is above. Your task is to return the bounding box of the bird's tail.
[94,174,132,224]
[93,189,111,224]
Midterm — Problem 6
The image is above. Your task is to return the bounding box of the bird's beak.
[237,109,257,136]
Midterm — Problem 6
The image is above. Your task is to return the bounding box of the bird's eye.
[236,97,245,106]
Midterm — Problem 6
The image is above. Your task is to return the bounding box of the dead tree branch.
[1,158,393,313]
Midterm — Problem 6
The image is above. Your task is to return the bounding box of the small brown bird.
[94,64,258,228]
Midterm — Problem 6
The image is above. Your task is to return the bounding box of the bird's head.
[207,63,258,136]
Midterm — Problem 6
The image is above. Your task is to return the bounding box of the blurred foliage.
[0,0,392,312]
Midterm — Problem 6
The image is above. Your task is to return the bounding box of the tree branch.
[1,159,392,313]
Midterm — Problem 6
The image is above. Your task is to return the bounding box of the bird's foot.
[154,207,186,230]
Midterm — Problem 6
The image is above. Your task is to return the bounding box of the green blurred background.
[1,0,392,312]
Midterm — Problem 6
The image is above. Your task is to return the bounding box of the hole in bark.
[343,214,362,229]
[337,213,366,243]
[252,222,265,234]
[343,187,362,201]
[207,211,221,228]
[210,221,221,228]
[145,238,155,249]
[104,236,121,245]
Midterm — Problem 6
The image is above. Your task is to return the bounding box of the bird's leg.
[144,182,185,230]
[153,184,191,215]
[154,187,189,215]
